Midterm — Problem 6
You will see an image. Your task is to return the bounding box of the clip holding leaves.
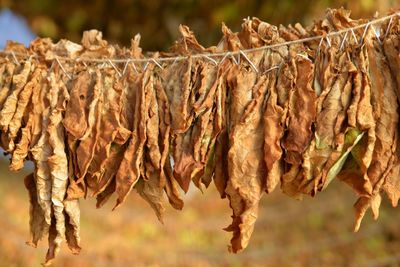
[121,59,139,74]
[219,52,231,65]
[384,17,393,40]
[107,59,122,77]
[171,57,179,67]
[350,28,359,45]
[150,58,164,69]
[262,64,280,75]
[142,61,149,71]
[239,50,258,73]
[203,55,218,65]
[131,61,139,73]
[121,59,130,75]
[10,51,21,66]
[325,36,332,47]
[317,37,324,56]
[76,58,88,68]
[297,53,312,62]
[340,31,349,50]
[370,24,382,44]
[360,21,371,44]
[55,56,72,80]
[230,53,240,65]
[98,61,108,68]
[47,60,55,76]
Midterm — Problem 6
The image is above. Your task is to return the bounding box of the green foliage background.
[0,0,398,51]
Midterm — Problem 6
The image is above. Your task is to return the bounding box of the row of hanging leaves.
[0,8,400,266]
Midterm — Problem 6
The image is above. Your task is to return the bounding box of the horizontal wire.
[0,11,398,65]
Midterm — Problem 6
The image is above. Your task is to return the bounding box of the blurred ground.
[1,158,400,267]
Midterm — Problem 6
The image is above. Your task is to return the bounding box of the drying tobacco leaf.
[294,9,354,195]
[24,173,46,247]
[63,71,96,140]
[114,68,148,209]
[162,58,193,191]
[30,73,53,264]
[86,69,124,193]
[92,142,126,199]
[74,70,102,181]
[280,32,317,168]
[165,25,221,192]
[45,69,81,265]
[352,48,376,183]
[223,19,268,251]
[302,49,355,194]
[136,66,166,221]
[280,56,316,197]
[308,41,377,230]
[80,30,116,60]
[138,162,166,222]
[154,74,184,209]
[0,58,32,152]
[382,132,400,207]
[327,128,365,188]
[382,17,400,206]
[44,71,68,265]
[383,19,400,98]
[163,56,197,192]
[206,65,230,196]
[188,62,218,190]
[225,70,268,252]
[93,43,143,204]
[308,10,374,199]
[263,76,284,193]
[9,65,46,171]
[0,61,16,110]
[163,57,192,134]
[351,28,399,230]
[94,76,139,204]
[261,32,288,193]
[211,61,230,199]
[197,65,228,189]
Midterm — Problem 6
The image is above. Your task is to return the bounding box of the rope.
[0,12,398,66]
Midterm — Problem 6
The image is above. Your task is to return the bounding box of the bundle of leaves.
[0,8,399,266]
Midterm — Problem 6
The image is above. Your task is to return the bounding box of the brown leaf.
[24,173,46,247]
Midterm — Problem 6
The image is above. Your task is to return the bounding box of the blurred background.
[1,0,400,266]
[0,0,399,50]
